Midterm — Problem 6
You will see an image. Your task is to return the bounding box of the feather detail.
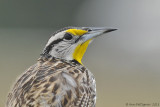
[6,57,96,107]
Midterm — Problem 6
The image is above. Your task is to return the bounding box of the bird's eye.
[88,29,92,32]
[64,33,73,40]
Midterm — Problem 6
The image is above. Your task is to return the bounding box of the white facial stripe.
[45,31,66,47]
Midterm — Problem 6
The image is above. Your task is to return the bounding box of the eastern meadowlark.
[6,27,117,107]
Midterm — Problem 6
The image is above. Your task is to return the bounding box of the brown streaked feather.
[6,57,96,107]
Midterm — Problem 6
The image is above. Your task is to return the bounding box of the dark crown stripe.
[41,26,78,57]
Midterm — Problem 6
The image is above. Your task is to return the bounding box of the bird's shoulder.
[7,57,96,107]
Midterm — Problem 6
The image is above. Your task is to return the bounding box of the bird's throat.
[73,40,91,64]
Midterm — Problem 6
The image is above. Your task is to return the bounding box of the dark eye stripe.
[75,36,82,43]
[42,38,63,55]
[51,38,63,45]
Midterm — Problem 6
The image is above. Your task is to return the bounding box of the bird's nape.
[6,26,117,107]
[42,27,117,64]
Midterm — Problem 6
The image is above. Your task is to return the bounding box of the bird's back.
[6,57,96,107]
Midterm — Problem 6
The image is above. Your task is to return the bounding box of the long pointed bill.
[81,27,117,42]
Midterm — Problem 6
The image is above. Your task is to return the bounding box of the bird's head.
[42,27,117,64]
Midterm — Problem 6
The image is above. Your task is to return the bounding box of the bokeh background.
[1,0,160,107]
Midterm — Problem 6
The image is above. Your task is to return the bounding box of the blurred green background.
[1,0,160,107]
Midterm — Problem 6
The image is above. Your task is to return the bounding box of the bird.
[6,27,117,107]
